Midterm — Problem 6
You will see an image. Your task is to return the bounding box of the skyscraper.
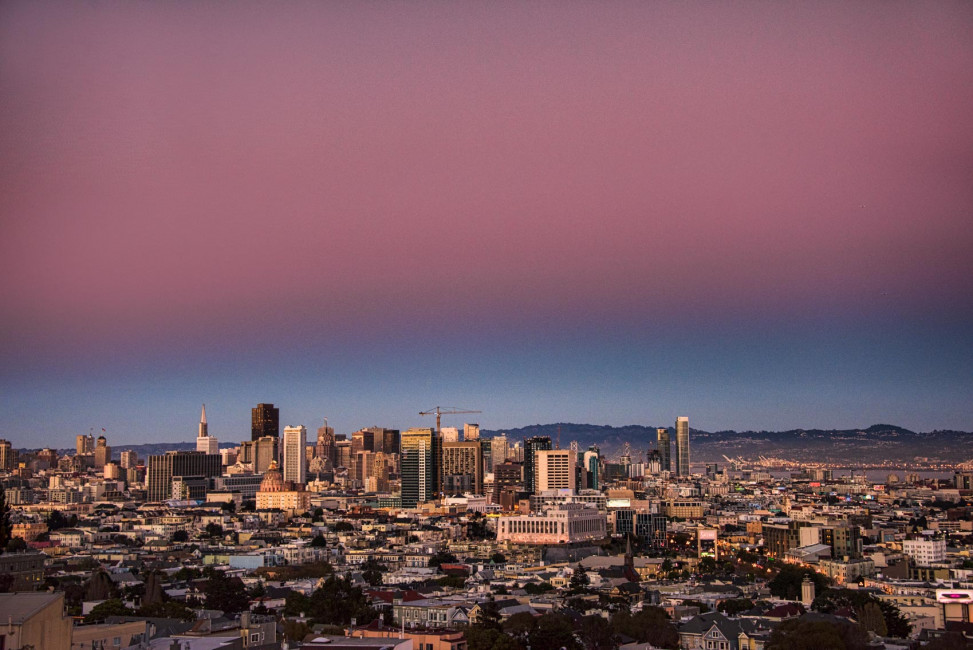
[463,423,480,441]
[76,434,94,456]
[489,434,509,473]
[196,404,219,455]
[251,403,279,441]
[315,421,335,465]
[535,449,577,492]
[0,439,12,471]
[400,427,440,508]
[523,436,552,495]
[282,425,307,485]
[442,441,483,495]
[94,435,111,469]
[657,428,671,473]
[254,436,278,473]
[675,416,690,477]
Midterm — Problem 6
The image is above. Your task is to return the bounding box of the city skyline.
[2,2,971,446]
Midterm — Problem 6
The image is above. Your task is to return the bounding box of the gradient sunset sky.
[2,2,971,448]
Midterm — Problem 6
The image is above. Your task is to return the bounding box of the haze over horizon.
[2,2,971,448]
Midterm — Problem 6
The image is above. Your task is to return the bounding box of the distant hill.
[481,423,973,464]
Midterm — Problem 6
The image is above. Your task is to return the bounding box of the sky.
[2,2,972,448]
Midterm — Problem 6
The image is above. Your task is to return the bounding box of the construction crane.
[419,406,481,435]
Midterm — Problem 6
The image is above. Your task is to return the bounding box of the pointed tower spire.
[198,404,208,438]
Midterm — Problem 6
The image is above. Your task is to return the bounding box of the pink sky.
[1,2,971,442]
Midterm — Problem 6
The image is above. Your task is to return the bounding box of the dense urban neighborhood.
[1,409,972,649]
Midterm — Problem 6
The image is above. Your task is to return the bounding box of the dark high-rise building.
[251,403,279,441]
[493,462,523,506]
[442,441,483,496]
[523,436,552,495]
[147,451,222,502]
[400,427,440,508]
[657,428,671,473]
[315,422,335,465]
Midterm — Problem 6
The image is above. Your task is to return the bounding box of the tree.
[569,563,590,593]
[717,598,754,616]
[812,588,911,638]
[428,550,458,568]
[5,537,27,553]
[523,581,554,595]
[768,565,829,601]
[765,617,869,650]
[490,552,506,564]
[465,626,526,650]
[137,599,195,622]
[84,598,134,623]
[611,607,679,648]
[361,558,386,587]
[332,521,354,532]
[477,595,501,630]
[86,571,115,601]
[0,489,10,552]
[143,571,165,607]
[302,574,378,626]
[205,522,224,538]
[527,612,581,650]
[309,534,328,547]
[503,611,536,640]
[579,614,616,650]
[201,570,250,614]
[47,510,76,531]
[171,530,189,543]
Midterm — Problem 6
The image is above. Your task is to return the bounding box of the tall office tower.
[354,450,374,484]
[464,423,480,441]
[251,403,279,441]
[0,439,12,471]
[76,434,94,456]
[379,428,400,455]
[196,404,219,455]
[440,427,460,443]
[352,429,375,454]
[282,425,307,485]
[657,428,671,473]
[583,447,600,490]
[400,427,440,508]
[239,441,255,465]
[254,436,278,473]
[535,449,577,492]
[315,422,335,464]
[493,462,524,505]
[94,436,112,469]
[480,439,493,476]
[371,452,392,492]
[334,440,353,469]
[119,450,138,469]
[442,441,483,495]
[675,416,690,477]
[490,435,509,472]
[523,436,552,495]
[146,450,222,501]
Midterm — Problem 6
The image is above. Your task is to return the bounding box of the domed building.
[255,461,310,514]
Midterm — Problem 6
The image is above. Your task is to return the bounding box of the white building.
[282,425,307,485]
[903,536,947,566]
[496,503,606,545]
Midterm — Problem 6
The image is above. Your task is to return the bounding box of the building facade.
[401,428,440,508]
[251,402,279,441]
[282,425,307,485]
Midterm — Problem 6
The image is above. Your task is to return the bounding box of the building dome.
[259,461,285,492]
